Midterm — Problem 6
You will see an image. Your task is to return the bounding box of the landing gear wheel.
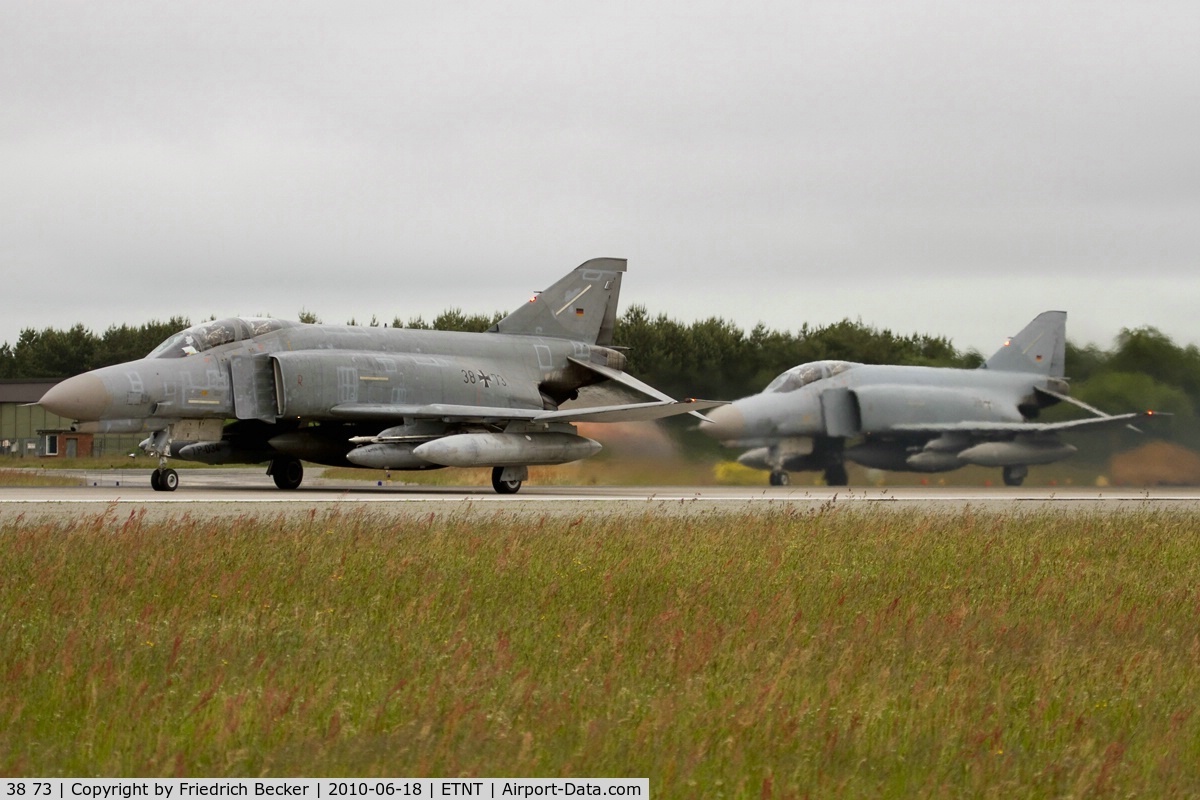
[491,466,522,495]
[1002,465,1027,487]
[270,458,304,490]
[769,471,790,486]
[824,463,849,487]
[152,468,178,492]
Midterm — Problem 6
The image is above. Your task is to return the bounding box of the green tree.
[94,318,189,366]
[1075,371,1194,420]
[615,305,695,398]
[399,315,430,330]
[1108,327,1200,401]
[1064,341,1107,383]
[7,324,96,378]
[1069,370,1194,456]
[431,308,505,333]
[0,342,14,379]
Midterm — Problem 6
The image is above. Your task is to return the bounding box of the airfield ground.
[3,489,1200,796]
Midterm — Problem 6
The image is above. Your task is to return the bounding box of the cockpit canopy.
[764,360,857,393]
[147,317,295,358]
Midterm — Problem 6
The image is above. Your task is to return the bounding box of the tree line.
[0,306,975,392]
[2,308,1196,448]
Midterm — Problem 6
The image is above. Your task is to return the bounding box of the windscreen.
[147,318,291,358]
[764,360,856,393]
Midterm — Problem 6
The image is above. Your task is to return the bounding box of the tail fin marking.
[982,310,1067,377]
[490,257,626,345]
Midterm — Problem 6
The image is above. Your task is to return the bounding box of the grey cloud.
[2,0,1197,355]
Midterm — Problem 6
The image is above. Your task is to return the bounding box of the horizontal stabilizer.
[1036,386,1117,417]
[538,398,726,423]
[1036,386,1150,432]
[566,357,674,402]
[566,356,718,422]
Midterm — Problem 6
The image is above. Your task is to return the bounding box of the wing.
[329,398,725,425]
[890,410,1162,435]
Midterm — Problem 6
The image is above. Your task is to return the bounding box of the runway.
[2,468,1199,521]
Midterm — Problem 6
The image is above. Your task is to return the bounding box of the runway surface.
[2,468,1199,521]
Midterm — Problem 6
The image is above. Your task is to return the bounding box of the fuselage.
[703,358,1077,485]
[707,361,1056,447]
[41,318,623,431]
[35,256,696,494]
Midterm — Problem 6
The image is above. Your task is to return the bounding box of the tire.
[150,469,162,491]
[769,471,789,486]
[160,469,179,492]
[1002,466,1026,487]
[491,466,522,495]
[271,458,304,490]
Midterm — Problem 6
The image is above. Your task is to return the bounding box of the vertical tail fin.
[982,310,1066,377]
[489,257,626,345]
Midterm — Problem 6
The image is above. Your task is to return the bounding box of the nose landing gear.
[150,467,178,492]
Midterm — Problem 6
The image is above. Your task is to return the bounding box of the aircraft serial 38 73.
[703,311,1157,487]
[39,258,721,493]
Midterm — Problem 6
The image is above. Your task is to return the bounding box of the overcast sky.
[3,0,1197,358]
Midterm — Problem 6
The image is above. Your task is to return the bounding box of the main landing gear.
[491,466,525,494]
[150,468,178,492]
[269,457,304,490]
[823,463,849,487]
[763,440,849,488]
[1002,465,1028,487]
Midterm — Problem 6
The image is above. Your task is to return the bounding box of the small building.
[0,379,107,458]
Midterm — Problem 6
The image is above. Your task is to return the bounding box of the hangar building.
[0,380,139,459]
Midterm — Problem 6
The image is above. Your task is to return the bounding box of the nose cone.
[702,403,746,441]
[39,373,113,421]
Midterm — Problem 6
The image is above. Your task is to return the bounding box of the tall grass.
[3,506,1200,797]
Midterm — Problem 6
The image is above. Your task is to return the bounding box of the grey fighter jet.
[39,258,721,493]
[704,311,1157,487]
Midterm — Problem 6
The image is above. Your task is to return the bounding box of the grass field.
[3,506,1200,797]
[0,469,83,487]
